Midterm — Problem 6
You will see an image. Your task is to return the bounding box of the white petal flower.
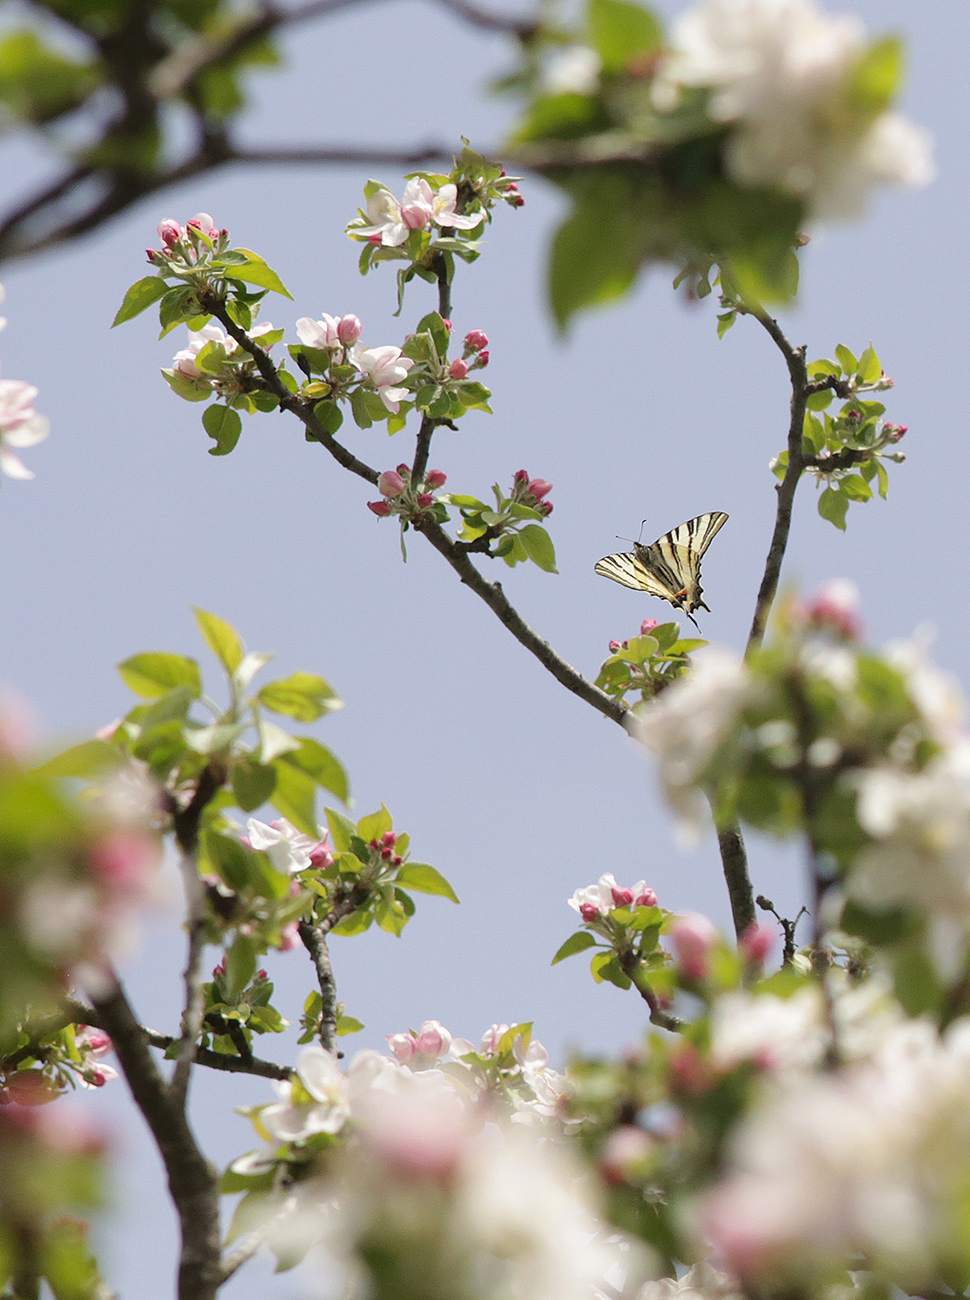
[246,817,319,872]
[0,373,49,480]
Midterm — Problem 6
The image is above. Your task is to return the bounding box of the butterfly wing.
[594,550,682,600]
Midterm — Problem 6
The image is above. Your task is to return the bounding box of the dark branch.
[716,820,756,937]
[616,953,682,1032]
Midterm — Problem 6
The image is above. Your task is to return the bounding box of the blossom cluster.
[652,0,933,221]
[367,463,447,520]
[147,212,230,270]
[166,320,279,402]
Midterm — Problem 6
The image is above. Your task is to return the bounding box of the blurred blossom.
[700,1018,970,1287]
[669,913,719,980]
[654,0,933,221]
[0,692,38,764]
[0,369,50,480]
[542,44,602,95]
[245,817,328,874]
[260,1045,350,1142]
[636,650,749,839]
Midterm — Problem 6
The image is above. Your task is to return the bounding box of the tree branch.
[716,820,755,937]
[616,953,682,1032]
[90,976,222,1300]
[745,309,809,655]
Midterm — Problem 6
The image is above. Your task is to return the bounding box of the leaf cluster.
[595,621,706,705]
[443,479,558,572]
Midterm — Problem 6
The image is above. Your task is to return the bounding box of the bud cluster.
[596,619,702,705]
[511,469,553,516]
[147,213,230,271]
[367,465,448,520]
[166,322,279,403]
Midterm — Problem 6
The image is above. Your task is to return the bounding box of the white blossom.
[260,1045,350,1142]
[0,370,49,480]
[654,0,933,221]
[635,649,749,839]
[542,45,602,95]
[245,816,320,873]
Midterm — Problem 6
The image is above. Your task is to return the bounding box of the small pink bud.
[368,233,382,246]
[309,843,334,869]
[609,640,620,652]
[739,922,775,967]
[600,1125,653,1185]
[337,314,363,344]
[90,1068,111,1088]
[378,470,406,498]
[81,1030,112,1056]
[514,469,530,484]
[640,619,658,634]
[528,478,552,499]
[416,493,433,509]
[426,469,447,488]
[386,1032,418,1064]
[392,854,403,866]
[884,423,907,441]
[510,194,525,208]
[146,249,162,264]
[463,330,488,352]
[257,969,268,980]
[448,358,469,380]
[367,500,391,516]
[611,885,634,906]
[634,887,658,908]
[396,463,410,477]
[670,913,719,982]
[157,219,182,246]
[381,847,392,860]
[506,183,519,194]
[415,1020,452,1058]
[540,501,553,516]
[368,839,380,850]
[441,318,452,331]
[579,902,601,924]
[381,832,397,848]
[475,349,490,367]
[187,212,217,237]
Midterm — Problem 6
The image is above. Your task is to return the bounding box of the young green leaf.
[551,931,597,964]
[269,761,317,838]
[118,653,201,699]
[38,740,119,778]
[281,738,348,804]
[258,673,341,723]
[112,276,169,327]
[203,405,242,457]
[325,807,357,852]
[518,524,558,574]
[218,249,292,298]
[394,864,459,902]
[193,608,245,674]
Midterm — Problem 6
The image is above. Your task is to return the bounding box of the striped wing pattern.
[595,512,728,619]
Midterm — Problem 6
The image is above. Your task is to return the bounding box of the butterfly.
[594,512,729,629]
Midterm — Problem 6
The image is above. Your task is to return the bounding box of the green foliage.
[442,479,558,573]
[595,621,704,705]
[0,29,101,124]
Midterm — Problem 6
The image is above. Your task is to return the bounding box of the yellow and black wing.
[595,511,728,619]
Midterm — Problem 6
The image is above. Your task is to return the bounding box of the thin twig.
[91,976,223,1300]
[299,889,371,1051]
[616,953,682,1032]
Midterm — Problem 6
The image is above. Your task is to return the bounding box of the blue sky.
[0,1,965,1293]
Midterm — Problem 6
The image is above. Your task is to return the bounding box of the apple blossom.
[157,218,182,246]
[352,343,414,413]
[415,1019,452,1059]
[426,468,447,488]
[386,1032,418,1064]
[378,470,406,498]
[654,0,934,221]
[738,921,775,966]
[463,329,488,353]
[260,1044,350,1142]
[541,44,602,95]
[0,371,50,480]
[245,816,328,874]
[669,912,719,980]
[449,357,469,380]
[367,499,391,516]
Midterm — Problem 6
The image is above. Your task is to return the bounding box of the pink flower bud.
[579,902,601,924]
[641,619,658,634]
[368,498,391,517]
[528,478,552,499]
[381,847,392,860]
[278,921,300,951]
[81,1030,112,1056]
[401,203,429,230]
[426,469,447,488]
[309,843,334,869]
[381,831,397,848]
[600,1125,653,1185]
[392,854,403,866]
[884,423,907,441]
[475,349,490,367]
[157,219,182,246]
[463,330,489,352]
[337,314,363,344]
[670,913,719,982]
[609,640,620,652]
[396,463,410,477]
[90,1068,111,1088]
[187,212,217,236]
[88,831,158,896]
[257,969,268,980]
[378,470,406,498]
[441,318,452,331]
[805,579,862,640]
[415,1020,452,1058]
[212,959,227,977]
[540,501,553,516]
[386,1032,417,1064]
[510,194,525,208]
[634,887,658,908]
[514,469,529,484]
[611,884,634,906]
[416,493,433,509]
[739,922,775,966]
[448,358,469,380]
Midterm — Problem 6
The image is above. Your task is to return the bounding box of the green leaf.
[258,720,300,764]
[270,761,317,838]
[834,343,858,376]
[204,830,252,891]
[193,608,245,674]
[876,460,890,499]
[549,173,646,330]
[590,951,631,989]
[312,400,344,435]
[357,807,393,842]
[330,909,372,937]
[281,738,348,803]
[325,807,357,852]
[518,524,558,574]
[216,249,292,298]
[587,0,661,72]
[551,931,597,964]
[856,343,881,384]
[38,740,119,778]
[225,934,258,997]
[847,35,903,115]
[375,895,409,936]
[336,1015,365,1036]
[818,486,849,531]
[203,404,242,456]
[841,473,872,501]
[118,653,201,699]
[394,864,459,903]
[112,276,168,327]
[231,757,277,811]
[258,673,340,723]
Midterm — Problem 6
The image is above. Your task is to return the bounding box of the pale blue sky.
[0,1,965,1294]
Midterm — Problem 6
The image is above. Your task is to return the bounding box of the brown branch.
[716,820,755,937]
[298,889,370,1051]
[411,252,454,481]
[91,976,222,1300]
[745,309,810,655]
[616,953,682,1032]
